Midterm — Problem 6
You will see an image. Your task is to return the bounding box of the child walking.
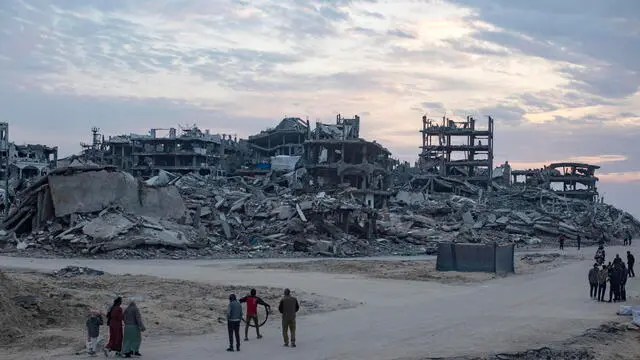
[86,310,104,356]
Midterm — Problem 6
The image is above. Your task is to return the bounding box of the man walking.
[627,251,635,277]
[278,288,300,348]
[559,235,565,250]
[239,289,271,341]
[597,265,608,302]
[226,294,243,352]
[577,234,581,250]
[588,264,599,299]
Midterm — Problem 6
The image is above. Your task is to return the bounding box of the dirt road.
[1,244,637,359]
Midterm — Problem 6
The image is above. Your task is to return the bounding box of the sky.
[1,0,640,217]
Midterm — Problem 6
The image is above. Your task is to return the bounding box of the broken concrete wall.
[48,169,185,219]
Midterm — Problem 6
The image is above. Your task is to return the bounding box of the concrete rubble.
[1,161,638,259]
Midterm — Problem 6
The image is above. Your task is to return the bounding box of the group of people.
[588,248,635,303]
[226,288,300,352]
[85,297,146,357]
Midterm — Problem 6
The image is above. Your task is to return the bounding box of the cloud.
[509,155,628,170]
[447,0,640,100]
[387,28,416,39]
[599,171,640,183]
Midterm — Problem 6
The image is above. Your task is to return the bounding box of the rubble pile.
[390,184,640,248]
[1,167,639,259]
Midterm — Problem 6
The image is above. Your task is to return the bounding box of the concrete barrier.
[436,242,515,273]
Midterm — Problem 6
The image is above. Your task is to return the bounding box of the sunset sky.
[2,0,639,217]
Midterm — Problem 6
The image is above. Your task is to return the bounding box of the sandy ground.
[0,269,356,360]
[241,253,578,284]
[0,244,638,360]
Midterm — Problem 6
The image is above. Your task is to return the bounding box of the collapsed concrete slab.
[1,166,186,236]
[49,168,185,219]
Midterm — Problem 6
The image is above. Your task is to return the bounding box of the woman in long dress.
[105,297,124,356]
[122,300,146,358]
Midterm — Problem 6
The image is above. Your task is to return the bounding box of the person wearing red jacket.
[239,289,271,341]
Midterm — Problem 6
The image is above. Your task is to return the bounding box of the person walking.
[122,300,145,358]
[239,289,271,341]
[85,310,104,356]
[226,294,243,352]
[588,264,599,299]
[278,288,300,348]
[559,235,565,250]
[105,297,124,357]
[576,234,581,250]
[597,265,608,302]
[627,251,635,277]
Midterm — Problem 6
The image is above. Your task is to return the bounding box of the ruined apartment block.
[0,123,58,181]
[246,117,310,163]
[419,115,495,189]
[303,114,392,209]
[78,126,241,177]
[512,162,600,201]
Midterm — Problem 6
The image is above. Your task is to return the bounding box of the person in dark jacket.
[239,289,271,341]
[278,288,300,347]
[597,265,608,302]
[559,235,565,250]
[227,293,243,352]
[628,251,635,277]
[86,310,104,356]
[619,261,628,301]
[588,264,599,299]
[576,234,581,250]
[608,263,620,302]
[105,297,124,357]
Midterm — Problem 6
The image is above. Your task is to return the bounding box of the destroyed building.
[78,126,242,177]
[417,115,494,192]
[246,117,310,164]
[0,123,58,183]
[303,114,392,209]
[512,162,599,201]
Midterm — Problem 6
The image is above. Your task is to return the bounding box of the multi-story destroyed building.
[512,162,600,201]
[10,144,58,179]
[0,123,58,181]
[303,114,392,208]
[419,115,494,188]
[246,117,310,163]
[79,126,241,178]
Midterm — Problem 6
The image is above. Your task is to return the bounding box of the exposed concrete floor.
[1,244,638,360]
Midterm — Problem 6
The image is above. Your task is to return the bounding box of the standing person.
[588,264,599,299]
[239,289,271,341]
[226,294,243,352]
[620,261,628,301]
[559,235,565,250]
[597,265,608,302]
[122,300,146,358]
[105,297,124,357]
[577,234,581,250]
[279,288,300,348]
[86,310,104,356]
[627,251,635,277]
[608,262,620,302]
